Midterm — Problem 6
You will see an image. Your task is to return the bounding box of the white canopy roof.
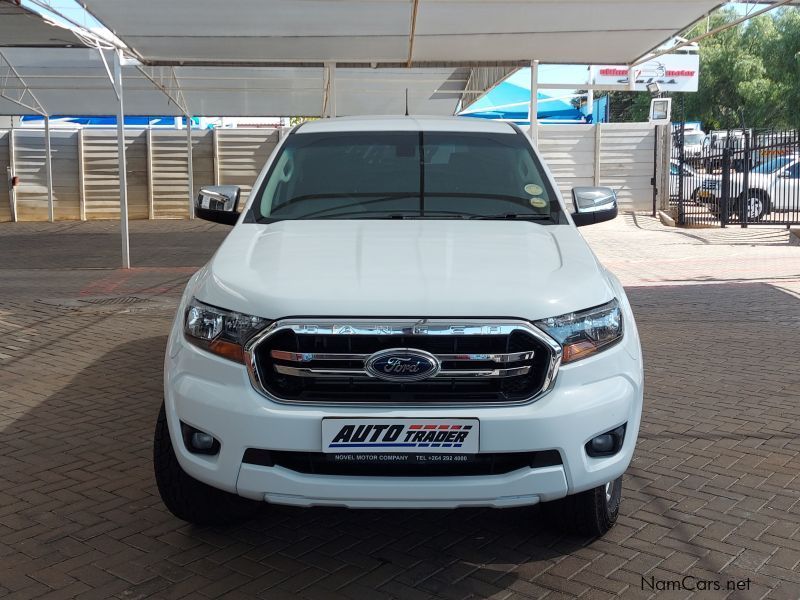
[0,48,470,117]
[2,1,731,118]
[82,0,723,66]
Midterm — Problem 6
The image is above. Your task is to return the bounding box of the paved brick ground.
[0,216,799,600]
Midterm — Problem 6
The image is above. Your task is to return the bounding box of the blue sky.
[23,0,103,29]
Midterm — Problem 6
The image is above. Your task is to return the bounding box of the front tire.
[153,403,260,525]
[737,190,769,222]
[542,476,623,537]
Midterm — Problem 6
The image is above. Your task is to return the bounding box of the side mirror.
[571,187,618,227]
[195,186,241,225]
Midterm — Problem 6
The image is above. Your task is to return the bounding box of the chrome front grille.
[245,320,562,406]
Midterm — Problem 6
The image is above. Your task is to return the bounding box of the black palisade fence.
[670,127,800,227]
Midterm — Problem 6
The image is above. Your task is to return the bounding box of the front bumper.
[164,319,643,509]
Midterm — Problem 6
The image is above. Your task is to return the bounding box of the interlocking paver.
[0,215,798,599]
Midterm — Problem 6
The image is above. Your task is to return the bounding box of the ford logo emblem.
[365,348,441,382]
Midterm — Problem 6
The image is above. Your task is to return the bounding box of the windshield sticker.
[524,183,543,196]
[529,197,548,209]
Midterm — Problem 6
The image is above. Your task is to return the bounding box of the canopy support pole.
[113,49,130,269]
[528,59,539,146]
[323,62,336,118]
[44,115,54,222]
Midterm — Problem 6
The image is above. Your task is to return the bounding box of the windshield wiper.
[469,213,553,221]
[294,211,467,220]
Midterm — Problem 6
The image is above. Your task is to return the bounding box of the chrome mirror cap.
[571,187,618,227]
[195,185,241,225]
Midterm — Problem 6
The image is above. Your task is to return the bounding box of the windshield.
[248,130,566,223]
[752,156,792,174]
[684,133,705,145]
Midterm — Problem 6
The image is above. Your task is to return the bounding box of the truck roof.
[295,115,518,135]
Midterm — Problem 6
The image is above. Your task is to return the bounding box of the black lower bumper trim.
[242,448,562,477]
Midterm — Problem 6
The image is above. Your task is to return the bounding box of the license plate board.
[321,418,479,454]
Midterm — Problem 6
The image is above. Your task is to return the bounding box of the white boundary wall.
[0,124,656,221]
[537,123,656,212]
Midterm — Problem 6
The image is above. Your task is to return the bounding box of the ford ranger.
[155,116,643,537]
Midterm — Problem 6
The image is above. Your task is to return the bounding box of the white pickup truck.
[156,116,643,537]
[697,155,800,221]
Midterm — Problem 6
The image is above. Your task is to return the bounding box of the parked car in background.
[701,129,755,172]
[672,129,705,163]
[669,159,703,200]
[697,155,800,221]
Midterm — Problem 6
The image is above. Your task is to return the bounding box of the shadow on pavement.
[1,335,589,599]
[0,229,231,270]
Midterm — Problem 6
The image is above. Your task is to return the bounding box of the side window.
[782,163,800,179]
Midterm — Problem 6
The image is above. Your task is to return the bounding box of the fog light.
[191,432,215,450]
[586,425,626,458]
[180,422,220,455]
[591,434,614,453]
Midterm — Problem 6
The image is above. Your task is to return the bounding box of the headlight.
[535,300,623,364]
[184,298,270,363]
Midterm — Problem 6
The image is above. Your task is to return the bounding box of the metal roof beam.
[0,50,47,116]
[406,0,420,68]
[135,65,190,115]
[459,66,518,111]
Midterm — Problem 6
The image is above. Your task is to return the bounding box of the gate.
[672,128,800,227]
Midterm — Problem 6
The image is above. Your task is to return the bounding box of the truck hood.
[193,220,615,321]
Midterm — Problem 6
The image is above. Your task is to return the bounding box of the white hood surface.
[194,220,615,321]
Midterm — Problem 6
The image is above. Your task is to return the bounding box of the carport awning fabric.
[0,2,86,48]
[0,48,470,117]
[81,0,723,66]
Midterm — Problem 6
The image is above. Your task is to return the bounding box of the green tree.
[682,8,800,130]
[602,7,800,130]
[604,92,652,122]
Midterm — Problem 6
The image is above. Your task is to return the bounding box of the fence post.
[186,118,194,219]
[8,129,16,222]
[213,128,220,186]
[146,127,154,219]
[677,121,686,226]
[658,124,671,212]
[78,128,86,220]
[593,124,602,187]
[721,147,731,227]
[44,116,54,222]
[740,130,750,228]
[651,125,659,217]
